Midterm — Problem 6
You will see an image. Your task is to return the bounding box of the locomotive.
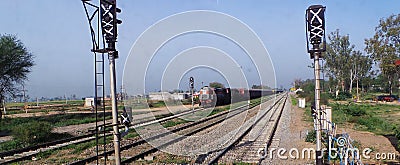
[199,86,280,107]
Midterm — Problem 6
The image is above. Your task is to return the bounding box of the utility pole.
[65,93,68,105]
[190,77,194,110]
[2,99,5,114]
[305,5,326,165]
[1,98,5,119]
[22,84,27,113]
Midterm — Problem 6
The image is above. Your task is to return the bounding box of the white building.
[84,98,95,107]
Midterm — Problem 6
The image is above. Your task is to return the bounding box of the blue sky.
[0,0,399,99]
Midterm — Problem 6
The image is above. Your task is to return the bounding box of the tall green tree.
[324,29,354,92]
[365,14,400,95]
[349,51,373,91]
[0,34,34,118]
[324,29,373,97]
[349,50,373,99]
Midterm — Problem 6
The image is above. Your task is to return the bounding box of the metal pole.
[23,85,27,113]
[191,87,194,110]
[108,53,121,165]
[3,99,6,114]
[314,48,323,165]
[190,77,194,111]
[1,98,5,119]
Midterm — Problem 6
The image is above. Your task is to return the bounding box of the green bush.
[0,140,22,151]
[356,115,394,133]
[11,121,53,146]
[346,105,367,116]
[397,140,400,150]
[305,129,316,143]
[331,103,366,117]
[333,92,352,101]
[320,93,330,105]
[395,128,400,150]
[147,100,166,108]
[395,127,400,139]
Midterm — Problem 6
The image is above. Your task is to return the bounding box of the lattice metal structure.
[82,1,106,164]
[81,0,122,164]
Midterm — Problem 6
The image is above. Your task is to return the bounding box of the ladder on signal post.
[82,1,122,163]
[81,0,108,163]
[94,52,107,164]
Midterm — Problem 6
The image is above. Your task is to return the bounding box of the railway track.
[69,95,279,164]
[0,95,276,164]
[197,92,288,164]
[0,105,217,164]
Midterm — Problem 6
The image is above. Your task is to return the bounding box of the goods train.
[199,86,282,107]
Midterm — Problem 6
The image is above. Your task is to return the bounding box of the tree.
[293,78,302,89]
[349,50,373,99]
[0,34,34,118]
[209,82,224,88]
[365,14,400,95]
[348,51,373,92]
[324,29,373,98]
[325,29,354,93]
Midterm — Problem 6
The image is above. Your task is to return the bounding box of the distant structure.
[84,97,111,107]
[84,98,95,107]
[148,92,189,101]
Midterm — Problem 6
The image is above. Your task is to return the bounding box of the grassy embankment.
[292,92,400,150]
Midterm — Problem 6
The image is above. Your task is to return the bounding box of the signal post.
[305,5,327,165]
[81,0,122,164]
